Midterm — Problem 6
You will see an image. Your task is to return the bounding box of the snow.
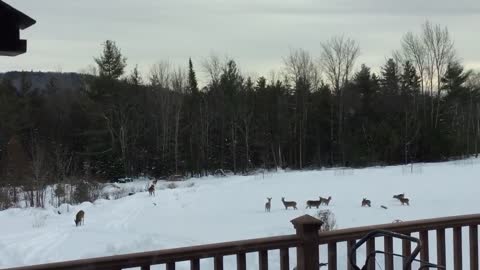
[0,159,479,269]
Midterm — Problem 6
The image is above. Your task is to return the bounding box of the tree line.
[1,21,480,208]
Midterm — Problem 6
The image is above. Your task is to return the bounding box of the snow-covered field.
[0,159,479,269]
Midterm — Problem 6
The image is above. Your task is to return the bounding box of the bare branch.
[319,36,360,92]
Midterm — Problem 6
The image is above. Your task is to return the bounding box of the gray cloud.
[1,0,479,80]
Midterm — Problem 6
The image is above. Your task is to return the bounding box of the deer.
[393,193,405,200]
[306,198,322,209]
[320,196,332,206]
[152,179,158,185]
[399,197,410,206]
[361,198,371,207]
[293,263,328,270]
[74,210,84,226]
[148,184,155,196]
[265,197,272,212]
[281,197,297,210]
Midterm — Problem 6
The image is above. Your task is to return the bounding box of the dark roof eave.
[0,0,36,29]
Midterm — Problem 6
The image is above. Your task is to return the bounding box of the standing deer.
[148,184,155,196]
[74,210,84,226]
[361,198,371,207]
[320,196,332,206]
[265,197,272,212]
[399,197,410,206]
[306,198,321,209]
[281,197,297,210]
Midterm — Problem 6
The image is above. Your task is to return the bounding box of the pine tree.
[188,58,198,94]
[94,40,127,79]
[129,65,142,86]
[381,58,401,95]
[401,61,420,97]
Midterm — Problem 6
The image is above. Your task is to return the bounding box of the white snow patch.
[0,160,479,269]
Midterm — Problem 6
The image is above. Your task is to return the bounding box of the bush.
[317,209,337,231]
[167,182,177,189]
[73,181,100,203]
[54,184,66,206]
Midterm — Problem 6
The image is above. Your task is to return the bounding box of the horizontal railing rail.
[318,213,480,244]
[2,234,300,270]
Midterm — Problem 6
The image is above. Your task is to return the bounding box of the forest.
[1,21,480,208]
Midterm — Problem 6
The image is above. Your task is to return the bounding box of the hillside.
[0,159,478,269]
[0,71,88,94]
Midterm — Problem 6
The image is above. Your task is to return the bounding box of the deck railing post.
[291,215,324,270]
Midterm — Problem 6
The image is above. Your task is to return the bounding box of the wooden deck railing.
[2,213,480,270]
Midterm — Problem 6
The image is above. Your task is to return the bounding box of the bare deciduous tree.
[320,36,360,93]
[29,132,48,208]
[422,21,456,127]
[283,48,320,168]
[202,53,225,86]
[149,61,171,89]
[284,48,320,89]
[320,36,360,165]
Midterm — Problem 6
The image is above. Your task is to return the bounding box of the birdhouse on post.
[0,0,36,56]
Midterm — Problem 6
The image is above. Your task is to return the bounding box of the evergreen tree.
[381,59,401,95]
[129,65,142,86]
[188,58,198,94]
[94,40,127,79]
[401,61,420,97]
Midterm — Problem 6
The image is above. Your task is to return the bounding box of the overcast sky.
[2,0,480,83]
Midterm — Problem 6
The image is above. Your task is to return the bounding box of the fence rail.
[2,214,480,270]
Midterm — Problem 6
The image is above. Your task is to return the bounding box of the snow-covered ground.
[0,159,478,269]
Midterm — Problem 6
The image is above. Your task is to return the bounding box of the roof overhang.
[0,0,36,56]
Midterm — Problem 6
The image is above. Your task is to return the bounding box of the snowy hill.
[0,159,478,269]
[0,71,88,94]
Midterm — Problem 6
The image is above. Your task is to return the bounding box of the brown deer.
[393,193,405,200]
[148,184,155,196]
[281,197,297,210]
[74,210,84,226]
[265,197,272,212]
[399,197,410,206]
[320,196,332,206]
[306,198,321,209]
[361,198,371,207]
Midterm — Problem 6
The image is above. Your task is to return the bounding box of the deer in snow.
[293,263,328,270]
[393,193,405,200]
[399,197,410,206]
[361,198,371,207]
[306,198,322,209]
[265,197,272,212]
[74,210,84,227]
[281,197,297,210]
[148,184,155,196]
[320,196,332,206]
